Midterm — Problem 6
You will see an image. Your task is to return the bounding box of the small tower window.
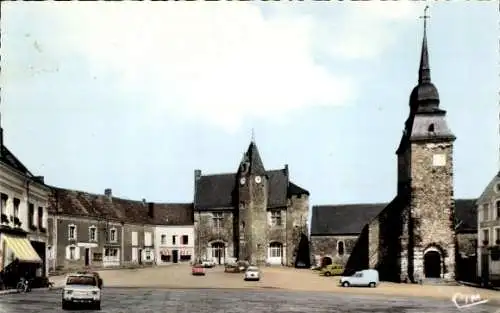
[428,123,435,132]
[337,241,344,256]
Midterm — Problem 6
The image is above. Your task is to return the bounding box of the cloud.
[2,2,422,132]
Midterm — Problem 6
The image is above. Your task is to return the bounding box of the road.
[0,287,498,313]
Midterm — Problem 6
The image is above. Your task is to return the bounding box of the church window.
[271,210,282,226]
[337,241,344,256]
[213,212,223,228]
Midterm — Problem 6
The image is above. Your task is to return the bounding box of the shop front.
[0,233,43,289]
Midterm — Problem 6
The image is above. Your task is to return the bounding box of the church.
[193,140,310,267]
[311,11,478,283]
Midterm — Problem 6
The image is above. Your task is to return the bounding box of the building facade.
[155,224,194,265]
[477,171,500,284]
[48,187,193,272]
[0,122,51,285]
[194,141,310,267]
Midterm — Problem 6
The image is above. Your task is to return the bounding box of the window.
[144,232,152,246]
[131,231,138,246]
[68,224,77,240]
[271,210,282,226]
[496,228,500,244]
[483,204,490,222]
[432,154,446,167]
[482,229,490,244]
[89,226,97,242]
[104,248,118,257]
[337,241,345,256]
[181,235,188,245]
[161,234,167,245]
[213,212,223,228]
[145,249,152,261]
[69,246,76,260]
[93,253,103,261]
[496,183,500,193]
[13,198,20,218]
[496,201,500,220]
[269,242,282,258]
[37,207,44,228]
[172,235,177,245]
[28,203,35,227]
[180,255,191,261]
[109,228,117,242]
[0,194,7,215]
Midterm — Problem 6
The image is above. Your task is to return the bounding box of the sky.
[1,1,498,207]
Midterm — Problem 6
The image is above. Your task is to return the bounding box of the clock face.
[240,177,246,185]
[254,176,262,184]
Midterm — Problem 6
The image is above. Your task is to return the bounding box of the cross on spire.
[419,5,430,35]
[251,128,255,143]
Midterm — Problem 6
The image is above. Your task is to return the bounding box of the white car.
[201,259,216,268]
[62,273,101,310]
[244,266,260,281]
[340,269,379,288]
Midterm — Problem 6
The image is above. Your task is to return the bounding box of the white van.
[340,269,379,287]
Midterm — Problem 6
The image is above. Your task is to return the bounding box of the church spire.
[418,5,431,84]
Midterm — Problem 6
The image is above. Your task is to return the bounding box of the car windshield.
[247,267,258,271]
[67,276,97,286]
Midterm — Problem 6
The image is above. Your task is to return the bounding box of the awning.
[3,235,42,263]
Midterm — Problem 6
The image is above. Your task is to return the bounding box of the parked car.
[236,260,250,272]
[77,271,103,289]
[192,264,206,276]
[340,269,379,287]
[244,266,261,281]
[320,264,344,277]
[62,273,101,310]
[224,263,239,273]
[201,259,216,268]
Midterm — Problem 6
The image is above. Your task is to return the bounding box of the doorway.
[211,242,225,264]
[172,250,179,263]
[85,248,90,266]
[138,249,143,265]
[424,251,441,278]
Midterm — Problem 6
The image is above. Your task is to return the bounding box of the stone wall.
[286,194,309,266]
[410,142,456,280]
[310,234,357,266]
[194,210,235,260]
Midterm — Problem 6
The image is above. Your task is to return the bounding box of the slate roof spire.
[418,5,431,84]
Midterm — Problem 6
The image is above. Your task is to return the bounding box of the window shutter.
[75,246,80,260]
[65,246,70,260]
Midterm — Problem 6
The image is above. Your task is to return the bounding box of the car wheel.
[324,272,331,277]
[342,281,350,287]
[94,301,101,310]
[369,282,376,288]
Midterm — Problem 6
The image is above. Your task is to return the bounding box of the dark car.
[77,271,103,288]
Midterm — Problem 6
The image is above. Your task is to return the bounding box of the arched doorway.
[268,242,283,265]
[211,242,225,265]
[321,256,332,267]
[424,250,441,278]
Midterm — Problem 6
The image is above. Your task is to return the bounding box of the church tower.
[396,7,457,282]
[236,139,269,265]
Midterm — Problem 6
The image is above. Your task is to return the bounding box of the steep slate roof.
[0,146,34,177]
[194,169,308,210]
[48,187,193,226]
[311,199,477,236]
[246,142,266,175]
[311,203,387,236]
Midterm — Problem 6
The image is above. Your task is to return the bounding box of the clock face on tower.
[240,177,246,185]
[254,176,262,184]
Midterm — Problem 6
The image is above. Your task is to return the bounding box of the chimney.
[284,164,289,176]
[194,169,202,202]
[142,198,146,206]
[104,188,112,199]
[148,202,154,219]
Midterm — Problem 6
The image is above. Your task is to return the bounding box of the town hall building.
[193,140,310,267]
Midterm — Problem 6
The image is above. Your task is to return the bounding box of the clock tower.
[236,140,269,264]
